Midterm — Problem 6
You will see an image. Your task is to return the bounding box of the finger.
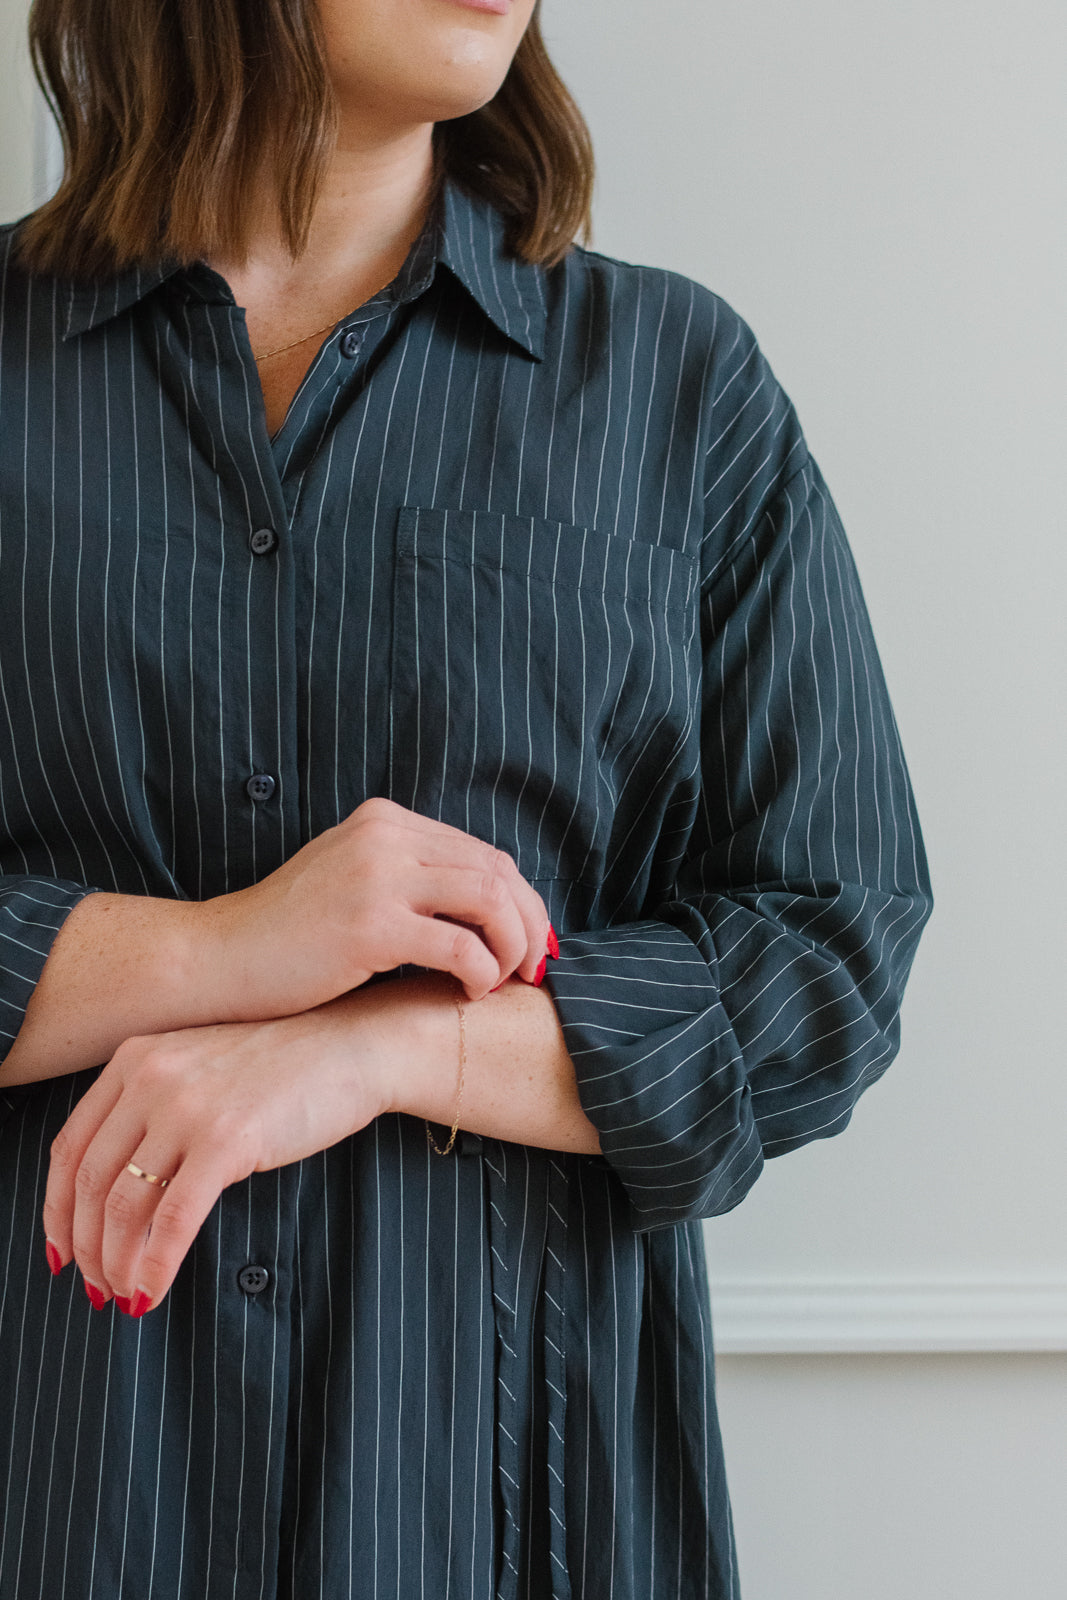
[408,864,531,982]
[348,804,550,981]
[352,798,526,874]
[348,797,497,846]
[352,806,516,879]
[423,849,547,983]
[507,875,551,984]
[449,842,547,983]
[69,1102,156,1302]
[126,1149,234,1316]
[42,1068,125,1274]
[99,1144,181,1306]
[407,841,548,982]
[391,908,501,1000]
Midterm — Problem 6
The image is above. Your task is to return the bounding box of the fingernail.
[547,924,559,960]
[533,954,547,987]
[114,1295,132,1315]
[83,1280,107,1311]
[129,1289,152,1319]
[45,1239,63,1276]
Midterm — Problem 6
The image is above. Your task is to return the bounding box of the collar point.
[440,182,548,362]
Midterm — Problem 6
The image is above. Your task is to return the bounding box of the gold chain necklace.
[252,319,342,364]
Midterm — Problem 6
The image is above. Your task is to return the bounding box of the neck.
[212,120,437,296]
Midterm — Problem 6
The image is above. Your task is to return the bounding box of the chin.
[410,42,515,118]
[428,81,509,122]
[349,74,512,131]
[330,24,519,127]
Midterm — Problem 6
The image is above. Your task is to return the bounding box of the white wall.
[0,0,45,221]
[716,1353,1067,1600]
[544,0,1067,1303]
[4,0,1065,1594]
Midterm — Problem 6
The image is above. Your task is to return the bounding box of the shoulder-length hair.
[16,0,594,281]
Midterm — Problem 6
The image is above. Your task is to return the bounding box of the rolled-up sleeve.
[0,877,98,1066]
[546,453,933,1230]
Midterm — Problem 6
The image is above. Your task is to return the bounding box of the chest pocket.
[388,508,698,889]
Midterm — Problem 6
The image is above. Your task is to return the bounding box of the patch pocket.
[388,508,698,886]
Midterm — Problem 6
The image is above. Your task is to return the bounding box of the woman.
[0,1,931,1596]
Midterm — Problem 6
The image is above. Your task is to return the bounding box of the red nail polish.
[84,1280,107,1311]
[45,1239,63,1277]
[114,1295,132,1315]
[129,1290,152,1319]
[547,924,559,960]
[533,954,547,987]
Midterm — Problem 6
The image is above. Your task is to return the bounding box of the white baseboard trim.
[708,1278,1067,1354]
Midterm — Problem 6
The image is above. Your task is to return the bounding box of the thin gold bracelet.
[425,994,467,1157]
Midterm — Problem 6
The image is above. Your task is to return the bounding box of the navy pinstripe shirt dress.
[0,181,931,1598]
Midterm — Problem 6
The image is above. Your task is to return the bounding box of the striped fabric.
[0,180,931,1598]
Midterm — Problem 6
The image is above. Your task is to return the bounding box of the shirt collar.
[63,260,177,341]
[437,181,546,361]
[61,178,546,361]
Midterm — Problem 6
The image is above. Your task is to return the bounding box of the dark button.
[339,329,363,359]
[249,526,278,557]
[244,773,276,803]
[237,1264,270,1296]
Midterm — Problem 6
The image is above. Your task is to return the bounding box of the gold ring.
[125,1161,171,1189]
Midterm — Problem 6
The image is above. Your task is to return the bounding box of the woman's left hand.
[41,995,400,1314]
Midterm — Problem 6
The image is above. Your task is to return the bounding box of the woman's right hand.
[197,797,550,1015]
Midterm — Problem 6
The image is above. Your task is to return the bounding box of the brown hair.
[16,0,594,281]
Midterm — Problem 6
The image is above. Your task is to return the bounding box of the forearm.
[0,892,238,1087]
[1,902,597,1158]
[1,800,553,1089]
[369,971,602,1156]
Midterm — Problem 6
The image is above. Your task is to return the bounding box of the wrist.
[373,973,464,1125]
[182,893,252,1024]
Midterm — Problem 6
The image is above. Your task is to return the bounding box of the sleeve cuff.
[0,877,100,1064]
[545,920,764,1230]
